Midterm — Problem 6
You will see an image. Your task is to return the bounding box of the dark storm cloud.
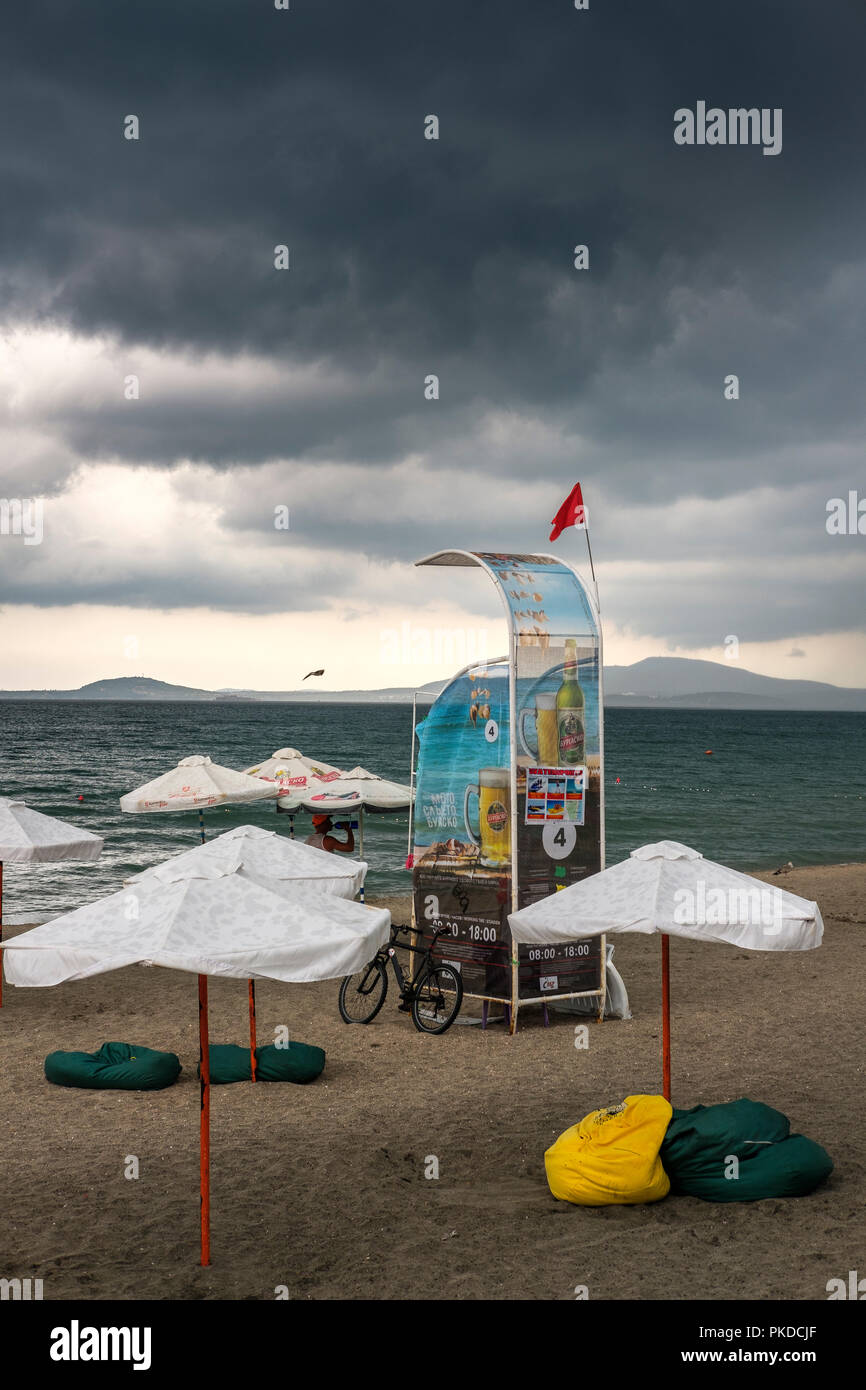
[3,2,864,376]
[1,0,865,641]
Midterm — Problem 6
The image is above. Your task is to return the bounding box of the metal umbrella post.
[661,934,672,1101]
[198,973,211,1266]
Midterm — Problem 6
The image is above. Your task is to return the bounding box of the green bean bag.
[661,1099,833,1202]
[45,1042,181,1091]
[203,1041,325,1085]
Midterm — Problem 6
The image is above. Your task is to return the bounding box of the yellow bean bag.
[545,1094,673,1205]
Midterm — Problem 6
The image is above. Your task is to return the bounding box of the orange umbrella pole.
[0,859,4,1009]
[248,978,257,1082]
[198,973,211,1266]
[661,933,671,1102]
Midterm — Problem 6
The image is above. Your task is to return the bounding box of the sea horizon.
[2,700,863,924]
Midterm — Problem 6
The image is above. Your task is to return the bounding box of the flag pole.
[583,501,600,615]
[584,522,598,598]
[550,482,600,613]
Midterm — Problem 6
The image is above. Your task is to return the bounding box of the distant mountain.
[0,675,444,704]
[80,676,213,700]
[604,657,866,711]
[0,676,214,701]
[1,660,864,710]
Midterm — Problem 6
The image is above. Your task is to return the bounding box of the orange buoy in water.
[704,750,713,755]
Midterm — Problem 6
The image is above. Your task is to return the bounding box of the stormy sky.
[1,0,864,690]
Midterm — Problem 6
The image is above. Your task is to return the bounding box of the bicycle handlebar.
[391,921,450,943]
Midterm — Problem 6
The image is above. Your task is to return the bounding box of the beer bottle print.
[556,639,585,765]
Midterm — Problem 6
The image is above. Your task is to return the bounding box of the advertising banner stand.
[411,551,605,1032]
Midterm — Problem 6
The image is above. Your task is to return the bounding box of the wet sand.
[0,862,863,1301]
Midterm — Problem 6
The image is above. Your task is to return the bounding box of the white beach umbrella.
[0,798,104,865]
[126,823,368,900]
[120,755,280,1067]
[4,868,389,985]
[121,754,279,825]
[244,747,347,843]
[509,841,823,1097]
[276,765,414,814]
[275,763,414,868]
[243,747,345,795]
[0,797,104,1007]
[4,865,390,1265]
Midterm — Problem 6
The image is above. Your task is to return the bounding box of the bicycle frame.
[384,923,450,1000]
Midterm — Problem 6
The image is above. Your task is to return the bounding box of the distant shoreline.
[2,695,866,712]
[2,655,866,710]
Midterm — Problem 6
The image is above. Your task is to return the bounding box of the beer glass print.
[463,766,511,867]
[518,692,558,765]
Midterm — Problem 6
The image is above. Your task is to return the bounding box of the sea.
[0,701,864,924]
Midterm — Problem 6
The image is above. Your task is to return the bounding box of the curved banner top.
[413,550,605,1009]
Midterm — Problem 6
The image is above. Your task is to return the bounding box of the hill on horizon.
[603,657,866,710]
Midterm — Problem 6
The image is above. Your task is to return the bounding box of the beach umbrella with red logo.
[271,763,413,864]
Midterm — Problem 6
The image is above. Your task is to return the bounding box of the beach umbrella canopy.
[126,823,368,899]
[275,765,414,814]
[508,841,823,1096]
[120,756,281,1049]
[4,864,391,1265]
[273,762,415,878]
[0,797,104,1006]
[4,864,389,986]
[243,747,345,796]
[0,798,104,864]
[120,755,279,816]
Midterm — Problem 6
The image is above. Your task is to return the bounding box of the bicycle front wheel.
[411,964,463,1035]
[339,958,388,1024]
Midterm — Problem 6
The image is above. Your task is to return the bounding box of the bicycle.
[338,923,464,1034]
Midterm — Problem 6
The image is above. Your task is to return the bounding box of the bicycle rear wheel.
[411,964,463,1034]
[339,958,388,1024]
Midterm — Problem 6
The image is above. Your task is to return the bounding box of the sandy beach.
[1,861,863,1302]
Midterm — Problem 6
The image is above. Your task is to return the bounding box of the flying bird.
[303,669,325,680]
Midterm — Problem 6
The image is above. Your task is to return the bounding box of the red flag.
[549,483,586,541]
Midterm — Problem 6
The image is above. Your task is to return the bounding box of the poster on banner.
[498,552,603,1001]
[525,766,586,825]
[411,660,513,1000]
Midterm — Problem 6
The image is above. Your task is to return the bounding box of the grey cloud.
[1,0,865,647]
